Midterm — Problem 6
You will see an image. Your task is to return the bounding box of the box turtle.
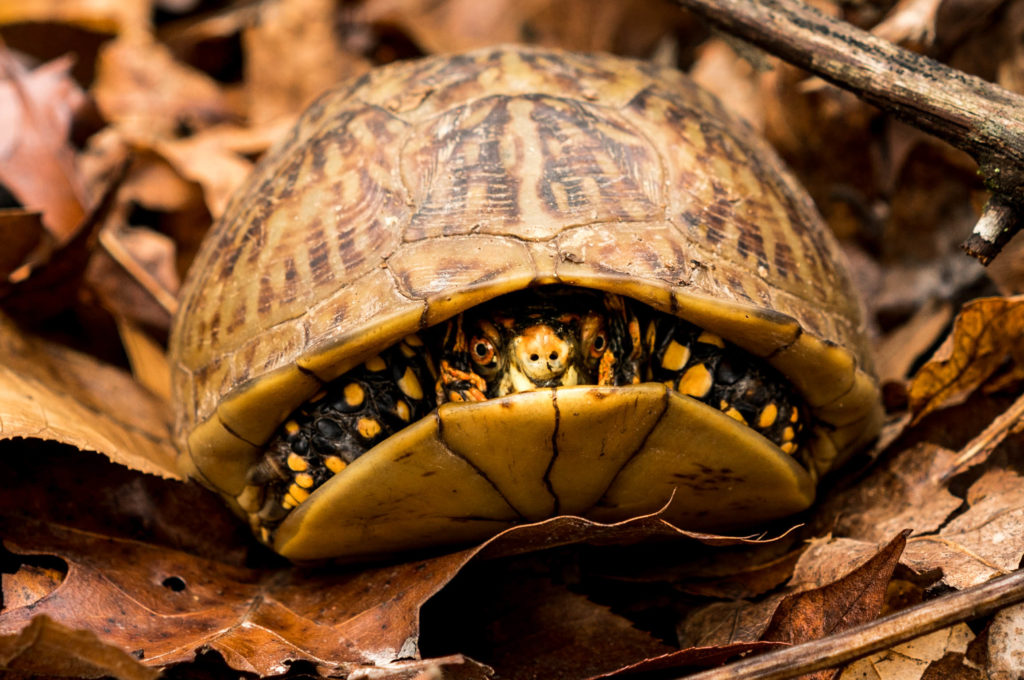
[169,45,882,562]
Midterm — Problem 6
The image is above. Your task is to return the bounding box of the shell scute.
[400,93,664,243]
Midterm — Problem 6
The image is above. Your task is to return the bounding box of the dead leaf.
[908,296,1024,423]
[115,317,172,402]
[0,209,51,282]
[987,602,1024,679]
[2,562,64,609]
[424,574,672,680]
[243,0,371,125]
[876,299,953,383]
[936,391,1024,480]
[815,442,962,543]
[673,547,806,600]
[677,597,786,648]
[0,521,477,675]
[839,623,976,680]
[358,0,684,56]
[0,311,178,478]
[761,531,910,679]
[151,132,253,219]
[0,0,150,36]
[871,0,944,48]
[88,224,181,329]
[1,441,251,564]
[347,655,493,680]
[92,37,236,142]
[0,615,157,680]
[902,468,1024,589]
[0,52,88,243]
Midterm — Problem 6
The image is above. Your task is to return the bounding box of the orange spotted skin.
[169,46,882,545]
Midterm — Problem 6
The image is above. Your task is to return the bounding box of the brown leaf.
[471,502,799,566]
[424,572,672,680]
[876,299,954,383]
[358,0,684,56]
[151,132,253,219]
[0,311,178,478]
[87,224,181,329]
[674,547,806,600]
[92,37,235,142]
[840,623,977,680]
[0,615,157,680]
[0,0,150,35]
[935,391,1024,480]
[677,597,786,648]
[987,602,1024,678]
[2,563,64,609]
[908,296,1024,423]
[902,468,1024,589]
[815,442,962,543]
[115,317,172,402]
[0,209,51,282]
[243,0,371,125]
[0,521,477,675]
[0,52,87,243]
[0,148,127,323]
[871,0,944,49]
[761,531,910,677]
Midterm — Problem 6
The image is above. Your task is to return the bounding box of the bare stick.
[679,568,1024,680]
[674,0,1024,263]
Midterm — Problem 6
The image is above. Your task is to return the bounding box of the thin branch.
[680,568,1024,680]
[674,0,1024,263]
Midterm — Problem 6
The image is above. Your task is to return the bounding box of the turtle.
[169,45,883,563]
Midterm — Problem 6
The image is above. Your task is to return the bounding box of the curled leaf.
[908,295,1024,423]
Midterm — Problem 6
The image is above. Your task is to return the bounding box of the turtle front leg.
[242,335,436,542]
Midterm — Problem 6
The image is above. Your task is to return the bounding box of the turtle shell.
[169,45,882,561]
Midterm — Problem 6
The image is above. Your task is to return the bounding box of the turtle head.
[438,290,624,399]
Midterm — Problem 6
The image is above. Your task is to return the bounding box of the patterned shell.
[170,46,881,499]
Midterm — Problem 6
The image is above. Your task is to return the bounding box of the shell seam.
[585,385,671,514]
[434,410,526,522]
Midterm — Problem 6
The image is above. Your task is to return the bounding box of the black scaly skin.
[248,288,806,538]
[247,337,435,532]
[645,314,804,449]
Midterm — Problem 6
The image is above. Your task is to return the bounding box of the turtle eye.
[470,337,496,366]
[590,331,607,357]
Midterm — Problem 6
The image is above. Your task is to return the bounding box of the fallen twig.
[674,0,1024,264]
[681,568,1024,679]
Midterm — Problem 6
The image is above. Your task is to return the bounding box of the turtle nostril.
[530,353,540,362]
[549,351,559,361]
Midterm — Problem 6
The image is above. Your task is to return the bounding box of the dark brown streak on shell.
[533,96,659,221]
[737,224,770,273]
[257,275,275,317]
[306,221,333,288]
[774,240,795,279]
